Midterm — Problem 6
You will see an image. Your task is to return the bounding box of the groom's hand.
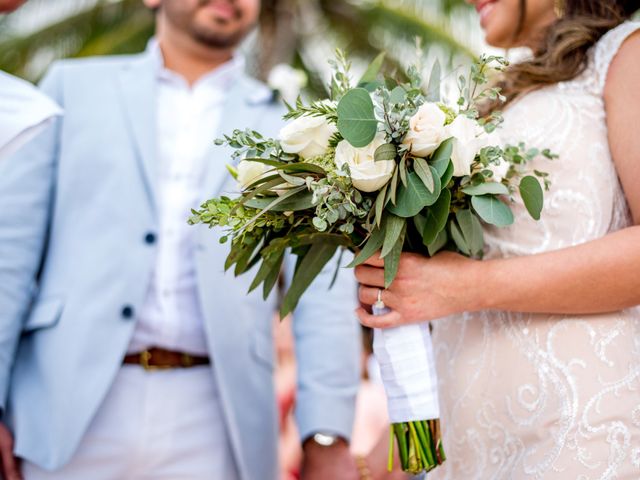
[300,437,358,480]
[0,422,21,480]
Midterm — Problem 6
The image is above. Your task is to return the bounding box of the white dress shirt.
[0,70,62,161]
[128,42,245,356]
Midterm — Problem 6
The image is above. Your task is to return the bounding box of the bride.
[355,0,640,478]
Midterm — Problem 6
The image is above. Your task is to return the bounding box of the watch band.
[311,432,339,447]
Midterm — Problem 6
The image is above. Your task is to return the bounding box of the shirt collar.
[146,38,245,91]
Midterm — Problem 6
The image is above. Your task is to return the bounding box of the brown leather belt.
[123,348,210,371]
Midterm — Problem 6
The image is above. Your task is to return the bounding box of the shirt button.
[144,232,157,245]
[121,305,135,319]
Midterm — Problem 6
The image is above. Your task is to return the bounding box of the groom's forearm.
[481,225,640,315]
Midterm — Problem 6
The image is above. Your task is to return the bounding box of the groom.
[0,1,361,479]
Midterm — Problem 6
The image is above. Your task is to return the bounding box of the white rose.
[446,115,488,177]
[402,102,447,157]
[334,133,395,192]
[268,64,308,105]
[279,114,337,160]
[236,160,272,189]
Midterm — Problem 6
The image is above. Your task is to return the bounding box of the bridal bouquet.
[190,51,553,474]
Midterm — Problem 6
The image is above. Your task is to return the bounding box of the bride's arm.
[355,32,640,328]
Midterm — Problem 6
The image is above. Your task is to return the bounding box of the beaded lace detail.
[431,22,640,480]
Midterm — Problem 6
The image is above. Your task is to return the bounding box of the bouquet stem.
[389,420,446,474]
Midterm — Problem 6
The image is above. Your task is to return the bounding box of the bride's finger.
[354,265,385,287]
[358,285,396,308]
[355,307,402,329]
[362,252,384,267]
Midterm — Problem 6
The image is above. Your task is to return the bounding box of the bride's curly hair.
[491,0,638,110]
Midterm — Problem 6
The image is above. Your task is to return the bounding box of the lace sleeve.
[593,21,640,96]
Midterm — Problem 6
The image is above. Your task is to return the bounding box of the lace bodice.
[431,22,640,480]
[483,22,639,260]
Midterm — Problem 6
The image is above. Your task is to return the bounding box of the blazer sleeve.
[0,65,63,413]
[286,249,361,443]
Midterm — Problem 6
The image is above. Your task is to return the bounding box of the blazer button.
[144,232,156,245]
[121,305,135,319]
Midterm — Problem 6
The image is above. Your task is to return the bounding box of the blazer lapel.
[203,77,269,198]
[117,52,159,216]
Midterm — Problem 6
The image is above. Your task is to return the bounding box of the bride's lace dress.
[431,22,640,479]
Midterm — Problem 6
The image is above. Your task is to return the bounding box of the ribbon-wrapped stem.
[372,303,445,474]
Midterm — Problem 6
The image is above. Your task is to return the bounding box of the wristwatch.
[310,432,340,447]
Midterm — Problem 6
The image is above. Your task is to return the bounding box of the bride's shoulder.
[593,21,640,93]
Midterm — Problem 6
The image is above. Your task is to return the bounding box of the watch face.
[313,432,338,447]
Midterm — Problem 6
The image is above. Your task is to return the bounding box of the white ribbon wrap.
[372,305,440,423]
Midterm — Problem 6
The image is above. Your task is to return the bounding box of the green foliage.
[471,195,515,227]
[519,176,544,220]
[388,171,441,217]
[280,242,339,317]
[359,52,386,86]
[337,88,379,147]
[422,189,451,245]
[375,143,397,162]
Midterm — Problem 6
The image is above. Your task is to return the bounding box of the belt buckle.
[140,349,163,371]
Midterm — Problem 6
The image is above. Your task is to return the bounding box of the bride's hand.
[355,251,485,328]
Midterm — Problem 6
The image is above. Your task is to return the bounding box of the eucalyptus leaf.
[399,157,408,187]
[263,250,285,300]
[449,220,470,255]
[422,189,451,245]
[278,170,306,186]
[389,86,406,104]
[249,250,284,294]
[413,213,426,236]
[328,248,346,290]
[279,162,327,175]
[429,138,454,168]
[280,242,338,317]
[471,195,515,227]
[361,81,384,92]
[358,52,386,85]
[440,161,455,189]
[375,143,397,162]
[244,190,314,212]
[414,157,434,193]
[337,88,378,148]
[455,209,484,256]
[348,223,386,268]
[427,229,448,256]
[387,170,441,218]
[384,227,405,288]
[462,182,509,196]
[384,76,398,90]
[426,59,441,102]
[234,240,262,276]
[388,166,399,205]
[519,175,544,220]
[381,214,406,258]
[242,176,287,202]
[375,184,388,228]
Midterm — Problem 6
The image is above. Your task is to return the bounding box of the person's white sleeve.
[0,70,62,161]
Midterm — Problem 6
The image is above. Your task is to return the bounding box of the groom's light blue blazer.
[0,48,360,479]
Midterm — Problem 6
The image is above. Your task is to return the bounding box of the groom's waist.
[123,347,210,370]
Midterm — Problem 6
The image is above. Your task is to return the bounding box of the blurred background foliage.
[0,0,482,94]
